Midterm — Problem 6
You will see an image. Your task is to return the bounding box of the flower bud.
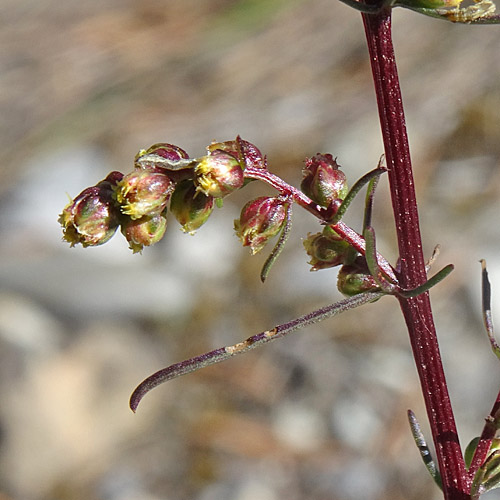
[393,0,461,10]
[207,136,266,170]
[303,226,352,271]
[114,170,174,219]
[337,256,380,296]
[100,171,125,186]
[169,180,214,234]
[194,150,244,198]
[236,137,266,170]
[59,176,122,248]
[234,197,287,254]
[134,143,190,170]
[121,209,168,253]
[301,154,348,207]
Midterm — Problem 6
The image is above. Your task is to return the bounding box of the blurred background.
[1,0,500,499]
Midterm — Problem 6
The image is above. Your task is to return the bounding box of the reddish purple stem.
[468,390,500,479]
[362,8,470,499]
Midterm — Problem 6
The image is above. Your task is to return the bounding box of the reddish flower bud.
[301,154,348,207]
[121,209,168,253]
[194,150,244,198]
[134,143,190,169]
[337,257,380,296]
[303,226,352,271]
[114,170,174,220]
[134,144,195,185]
[169,180,214,234]
[234,197,288,254]
[101,171,125,186]
[207,136,266,170]
[59,176,122,248]
[236,137,266,170]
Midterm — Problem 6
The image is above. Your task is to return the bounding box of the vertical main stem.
[361,9,470,499]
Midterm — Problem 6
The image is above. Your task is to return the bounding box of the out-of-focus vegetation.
[1,1,500,499]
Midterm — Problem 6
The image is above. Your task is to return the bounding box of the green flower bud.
[394,0,461,9]
[234,197,287,254]
[337,257,380,296]
[114,170,174,220]
[194,150,244,198]
[303,226,352,271]
[59,172,123,248]
[301,154,348,207]
[390,0,499,23]
[121,209,168,253]
[169,180,214,234]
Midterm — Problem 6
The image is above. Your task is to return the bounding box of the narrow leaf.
[331,166,386,225]
[130,291,384,412]
[260,202,292,282]
[398,264,454,298]
[408,409,443,489]
[397,2,500,23]
[481,259,500,359]
[362,167,382,233]
[363,226,397,293]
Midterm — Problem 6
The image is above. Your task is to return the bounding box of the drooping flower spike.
[60,138,454,414]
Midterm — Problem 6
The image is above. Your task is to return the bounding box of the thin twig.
[130,291,384,412]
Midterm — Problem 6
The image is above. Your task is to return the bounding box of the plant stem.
[468,389,500,478]
[361,9,470,499]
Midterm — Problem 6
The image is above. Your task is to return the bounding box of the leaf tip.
[129,385,145,413]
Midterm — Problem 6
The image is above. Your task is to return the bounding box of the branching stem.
[244,165,397,282]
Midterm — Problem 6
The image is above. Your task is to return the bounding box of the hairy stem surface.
[362,8,470,499]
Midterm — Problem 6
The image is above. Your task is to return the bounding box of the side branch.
[244,165,397,282]
[130,291,383,412]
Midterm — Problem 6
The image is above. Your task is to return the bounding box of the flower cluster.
[60,136,382,296]
[60,137,284,254]
[303,225,380,296]
[299,155,380,295]
[60,141,248,253]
